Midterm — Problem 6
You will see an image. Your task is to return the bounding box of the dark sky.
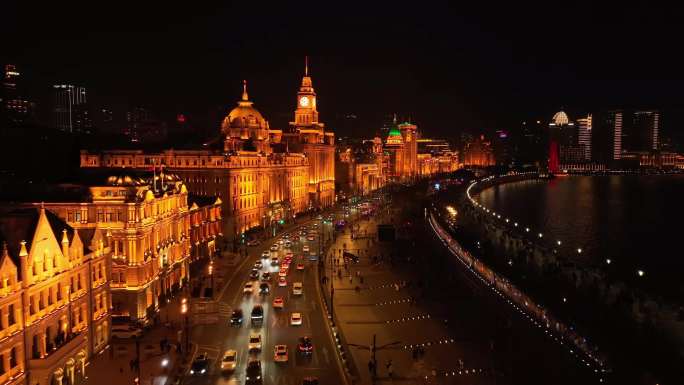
[2,2,682,140]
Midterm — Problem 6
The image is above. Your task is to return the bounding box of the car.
[308,253,318,261]
[278,238,285,245]
[111,324,142,339]
[270,256,279,266]
[302,377,319,385]
[285,252,294,259]
[298,337,314,354]
[300,230,307,236]
[273,296,284,309]
[247,238,260,246]
[244,282,254,294]
[221,349,237,371]
[307,235,315,241]
[254,261,263,269]
[251,305,264,324]
[261,272,271,282]
[302,245,310,252]
[259,283,270,295]
[278,269,288,278]
[273,344,288,362]
[261,251,270,259]
[290,312,302,326]
[230,309,243,325]
[249,269,260,280]
[292,282,303,295]
[278,277,287,287]
[248,334,262,351]
[270,244,279,252]
[296,263,305,271]
[190,353,210,375]
[245,359,262,384]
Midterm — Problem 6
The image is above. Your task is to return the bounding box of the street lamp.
[181,297,189,355]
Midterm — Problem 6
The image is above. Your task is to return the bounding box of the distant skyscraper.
[612,111,623,160]
[53,84,92,133]
[2,64,34,126]
[125,107,167,143]
[631,110,660,151]
[576,114,592,161]
[592,110,623,164]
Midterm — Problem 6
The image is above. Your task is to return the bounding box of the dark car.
[298,336,314,354]
[230,309,243,326]
[190,353,210,375]
[249,269,260,280]
[261,272,271,282]
[259,283,270,295]
[302,377,319,385]
[251,305,264,324]
[245,359,262,383]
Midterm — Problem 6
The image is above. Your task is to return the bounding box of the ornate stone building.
[0,205,111,385]
[283,60,336,208]
[81,64,335,241]
[384,120,418,181]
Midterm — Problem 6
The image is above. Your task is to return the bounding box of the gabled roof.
[0,207,74,277]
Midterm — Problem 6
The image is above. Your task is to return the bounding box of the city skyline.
[2,3,682,139]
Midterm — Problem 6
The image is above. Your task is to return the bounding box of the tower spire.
[242,80,249,101]
[305,56,309,76]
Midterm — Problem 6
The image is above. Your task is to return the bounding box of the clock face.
[299,96,309,107]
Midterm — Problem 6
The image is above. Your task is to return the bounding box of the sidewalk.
[88,296,187,385]
[324,204,497,385]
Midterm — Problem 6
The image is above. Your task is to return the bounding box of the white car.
[111,324,142,339]
[273,344,288,362]
[270,244,279,252]
[261,251,270,259]
[243,282,254,294]
[302,245,310,252]
[292,282,303,296]
[290,312,302,326]
[248,334,262,351]
[221,349,237,371]
[284,241,292,248]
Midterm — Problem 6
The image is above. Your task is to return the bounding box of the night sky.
[2,2,682,140]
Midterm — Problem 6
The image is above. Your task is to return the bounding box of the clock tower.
[292,56,322,130]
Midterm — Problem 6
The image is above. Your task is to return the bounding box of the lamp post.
[180,297,189,356]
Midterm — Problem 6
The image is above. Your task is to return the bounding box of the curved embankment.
[428,172,609,380]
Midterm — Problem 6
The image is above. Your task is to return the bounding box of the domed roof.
[552,110,570,125]
[386,127,404,145]
[221,80,269,137]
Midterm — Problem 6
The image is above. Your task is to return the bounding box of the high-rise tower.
[286,57,335,208]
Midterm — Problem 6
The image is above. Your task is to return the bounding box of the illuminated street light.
[538,233,543,238]
[606,259,611,265]
[577,248,582,254]
[637,270,645,277]
[514,223,518,227]
[525,227,530,232]
[557,240,562,245]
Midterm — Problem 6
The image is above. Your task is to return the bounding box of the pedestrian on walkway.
[349,275,353,284]
[387,360,393,378]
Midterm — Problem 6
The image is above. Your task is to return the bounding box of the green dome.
[388,127,401,137]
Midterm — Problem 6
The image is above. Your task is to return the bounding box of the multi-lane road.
[184,219,341,385]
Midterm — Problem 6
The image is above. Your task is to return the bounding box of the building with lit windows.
[0,171,221,330]
[0,204,111,385]
[81,75,320,241]
[384,119,419,181]
[462,134,495,167]
[52,85,92,134]
[336,137,385,197]
[1,65,35,127]
[283,59,336,208]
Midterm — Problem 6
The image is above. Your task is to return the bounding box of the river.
[474,174,684,300]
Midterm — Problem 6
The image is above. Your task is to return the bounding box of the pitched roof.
[0,207,74,276]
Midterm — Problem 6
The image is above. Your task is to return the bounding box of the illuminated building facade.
[336,137,386,197]
[0,205,112,385]
[2,173,221,328]
[462,134,495,167]
[81,80,313,240]
[284,60,336,208]
[576,114,592,161]
[1,65,35,127]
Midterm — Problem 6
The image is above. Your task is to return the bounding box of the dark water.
[476,175,684,300]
